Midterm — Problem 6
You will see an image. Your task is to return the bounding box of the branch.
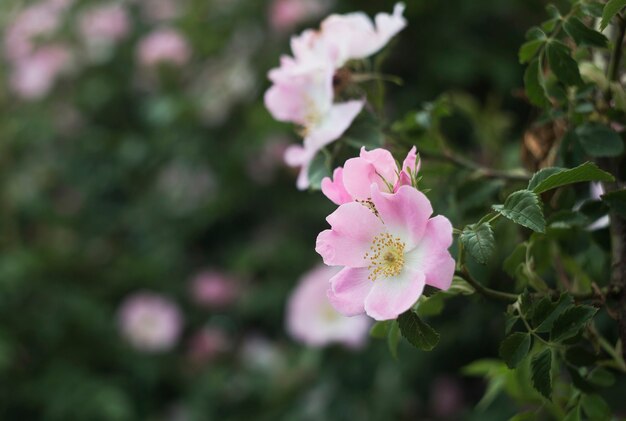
[455,267,518,303]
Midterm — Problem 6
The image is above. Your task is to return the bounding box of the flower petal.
[327,267,373,316]
[315,202,384,267]
[364,268,425,320]
[303,99,364,151]
[404,215,455,290]
[370,184,432,249]
[342,147,398,200]
[321,167,352,205]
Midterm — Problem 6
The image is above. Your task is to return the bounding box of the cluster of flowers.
[264,3,407,189]
[117,270,238,364]
[4,0,190,100]
[267,5,455,334]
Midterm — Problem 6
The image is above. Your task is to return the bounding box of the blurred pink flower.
[140,0,182,23]
[268,0,332,33]
[430,375,465,418]
[78,4,130,46]
[4,2,65,62]
[187,327,230,365]
[322,146,419,205]
[189,270,239,308]
[286,264,370,348]
[316,184,454,320]
[118,292,183,352]
[137,28,191,67]
[10,45,72,100]
[264,4,406,189]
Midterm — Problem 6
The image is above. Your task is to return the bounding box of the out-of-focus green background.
[0,0,586,419]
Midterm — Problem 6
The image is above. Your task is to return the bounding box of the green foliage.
[602,189,626,217]
[307,151,331,190]
[524,59,549,107]
[493,190,546,233]
[499,332,531,369]
[397,310,440,351]
[575,123,625,157]
[531,349,553,400]
[601,0,626,30]
[550,305,598,342]
[581,394,612,420]
[528,162,614,194]
[546,41,583,87]
[563,17,608,48]
[460,222,495,264]
[387,320,401,360]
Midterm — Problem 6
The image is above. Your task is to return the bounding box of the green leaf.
[524,59,549,107]
[529,162,615,194]
[397,311,440,351]
[602,189,626,217]
[307,151,331,190]
[575,123,625,157]
[519,39,545,64]
[370,321,390,339]
[505,313,520,334]
[387,320,401,359]
[531,349,553,400]
[499,332,531,368]
[546,41,584,86]
[508,412,536,421]
[563,404,581,421]
[444,276,475,295]
[504,244,527,277]
[551,305,598,342]
[601,0,626,30]
[563,17,608,48]
[588,368,615,388]
[460,223,495,264]
[567,366,596,392]
[535,294,574,333]
[416,294,445,317]
[581,394,611,421]
[565,346,598,366]
[581,2,605,18]
[493,190,546,233]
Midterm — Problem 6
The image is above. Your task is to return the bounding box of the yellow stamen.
[364,232,406,281]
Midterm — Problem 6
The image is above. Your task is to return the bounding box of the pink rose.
[189,270,239,308]
[316,182,454,320]
[137,28,191,67]
[10,45,72,100]
[286,264,371,348]
[186,327,230,365]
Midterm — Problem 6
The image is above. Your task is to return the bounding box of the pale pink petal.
[303,99,364,151]
[327,267,373,316]
[396,171,412,188]
[315,202,384,267]
[342,147,398,200]
[321,167,352,205]
[404,215,455,290]
[370,184,432,249]
[284,145,316,190]
[364,268,425,320]
[401,146,418,174]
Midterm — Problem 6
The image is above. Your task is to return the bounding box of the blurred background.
[0,0,591,419]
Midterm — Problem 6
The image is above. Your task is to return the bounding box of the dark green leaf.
[416,294,445,317]
[581,394,611,421]
[563,404,581,421]
[460,223,495,264]
[519,289,533,316]
[505,313,520,334]
[499,332,531,368]
[602,189,626,217]
[531,349,553,400]
[370,321,390,339]
[581,2,605,18]
[529,162,615,194]
[601,0,626,30]
[519,39,545,64]
[546,4,561,18]
[307,151,330,190]
[397,311,440,351]
[535,294,574,333]
[575,123,624,157]
[551,305,598,342]
[387,320,401,359]
[524,59,549,107]
[588,368,615,387]
[567,366,596,392]
[546,41,584,86]
[526,26,547,40]
[563,17,608,48]
[493,190,546,233]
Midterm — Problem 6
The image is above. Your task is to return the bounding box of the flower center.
[364,232,406,281]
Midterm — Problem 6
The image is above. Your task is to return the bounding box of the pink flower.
[189,270,239,308]
[286,264,371,348]
[264,4,406,190]
[10,45,72,100]
[4,3,64,62]
[316,184,455,320]
[78,4,130,45]
[321,146,419,205]
[186,327,230,365]
[265,62,364,189]
[140,0,181,23]
[137,28,191,67]
[117,292,183,352]
[268,0,332,33]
